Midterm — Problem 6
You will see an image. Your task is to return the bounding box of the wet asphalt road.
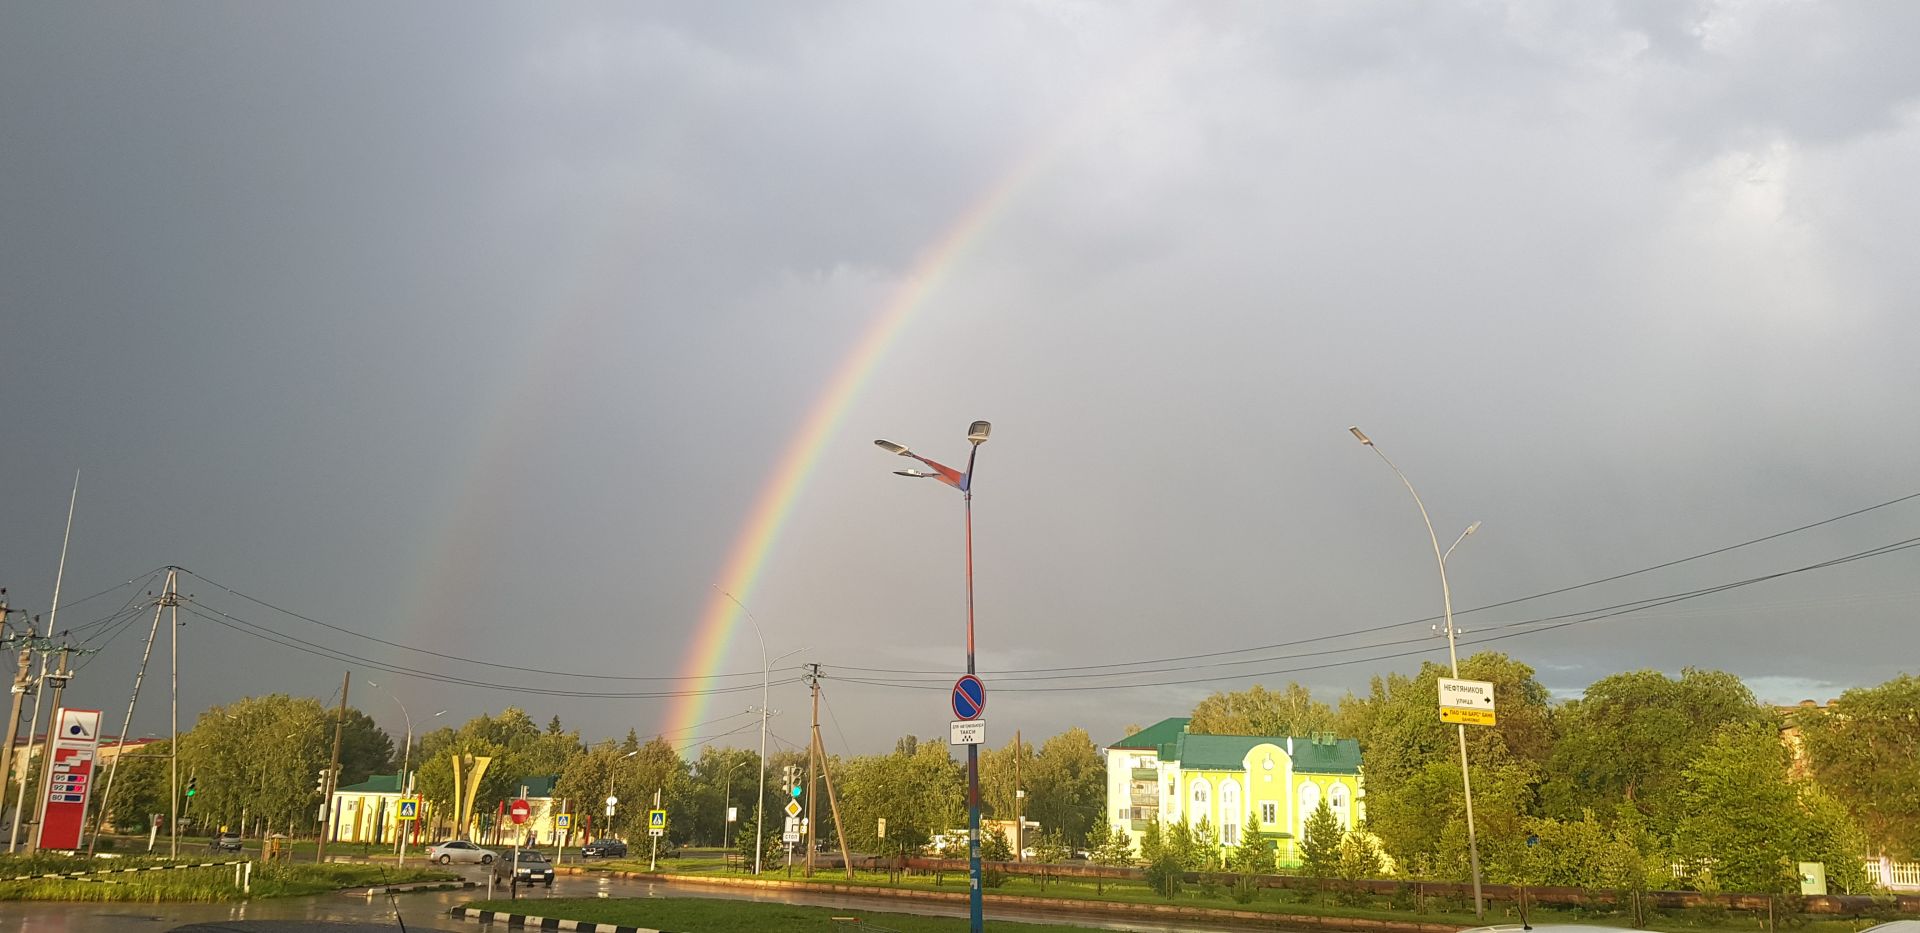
[0,863,1273,933]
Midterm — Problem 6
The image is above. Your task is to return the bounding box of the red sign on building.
[37,708,101,851]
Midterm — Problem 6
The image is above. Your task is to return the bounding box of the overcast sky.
[5,1,1918,760]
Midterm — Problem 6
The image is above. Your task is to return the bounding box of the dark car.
[580,838,628,858]
[511,849,555,886]
[208,832,243,852]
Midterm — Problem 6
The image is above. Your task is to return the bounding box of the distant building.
[329,774,576,847]
[1104,717,1364,865]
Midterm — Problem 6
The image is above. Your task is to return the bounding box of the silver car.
[425,839,498,865]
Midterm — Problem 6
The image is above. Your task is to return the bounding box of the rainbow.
[660,151,1057,744]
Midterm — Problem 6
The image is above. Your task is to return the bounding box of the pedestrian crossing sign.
[648,809,667,830]
[556,813,570,829]
[398,798,419,821]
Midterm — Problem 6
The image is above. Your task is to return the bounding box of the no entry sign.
[510,799,531,825]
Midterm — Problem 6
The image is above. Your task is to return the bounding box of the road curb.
[361,879,478,895]
[448,906,684,932]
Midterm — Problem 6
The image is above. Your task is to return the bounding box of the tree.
[1085,818,1134,893]
[1033,829,1071,889]
[1190,682,1334,737]
[983,825,1014,861]
[1335,832,1384,905]
[1026,727,1105,845]
[1299,799,1343,894]
[1139,818,1188,899]
[1540,668,1765,829]
[1674,722,1871,895]
[1797,674,1920,858]
[1230,814,1274,875]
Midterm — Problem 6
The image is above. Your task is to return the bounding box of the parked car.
[580,838,628,858]
[208,832,243,852]
[426,839,497,864]
[511,849,555,886]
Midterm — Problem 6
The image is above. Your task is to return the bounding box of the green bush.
[979,868,1008,889]
[1230,875,1260,904]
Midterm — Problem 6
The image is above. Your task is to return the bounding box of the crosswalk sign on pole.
[556,813,571,829]
[397,798,419,821]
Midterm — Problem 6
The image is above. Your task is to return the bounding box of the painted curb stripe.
[448,906,680,933]
[6,860,246,882]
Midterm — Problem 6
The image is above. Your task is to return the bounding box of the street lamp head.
[432,710,447,717]
[1348,426,1373,446]
[967,421,991,445]
[1464,521,1482,537]
[894,469,938,479]
[874,439,911,456]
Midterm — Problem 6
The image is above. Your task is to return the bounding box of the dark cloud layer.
[4,2,1917,754]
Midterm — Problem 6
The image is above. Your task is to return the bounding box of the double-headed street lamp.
[367,682,444,852]
[873,420,991,933]
[1349,426,1485,918]
[715,587,805,876]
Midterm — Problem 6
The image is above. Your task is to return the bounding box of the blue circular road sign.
[952,675,986,720]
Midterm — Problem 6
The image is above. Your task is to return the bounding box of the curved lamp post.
[714,587,805,876]
[873,420,990,933]
[367,681,443,852]
[1350,426,1485,918]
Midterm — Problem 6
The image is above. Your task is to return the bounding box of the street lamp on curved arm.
[714,586,806,876]
[872,420,991,933]
[1349,425,1485,918]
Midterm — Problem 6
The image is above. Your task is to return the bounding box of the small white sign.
[726,806,737,823]
[1437,678,1496,710]
[950,719,986,746]
[783,830,801,843]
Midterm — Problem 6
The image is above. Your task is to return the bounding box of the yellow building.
[1105,717,1364,865]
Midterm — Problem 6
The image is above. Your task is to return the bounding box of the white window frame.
[1220,779,1241,846]
[1298,781,1321,838]
[1190,778,1211,826]
[1329,782,1350,827]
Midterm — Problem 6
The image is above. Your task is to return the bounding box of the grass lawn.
[465,895,1122,932]
[551,862,1906,933]
[0,852,455,901]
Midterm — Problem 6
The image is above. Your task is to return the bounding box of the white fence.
[1864,858,1920,891]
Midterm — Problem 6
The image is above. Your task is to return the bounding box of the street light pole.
[1350,426,1484,918]
[874,420,991,933]
[715,588,804,876]
[368,682,442,853]
[720,760,746,849]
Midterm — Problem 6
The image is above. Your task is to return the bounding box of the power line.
[823,535,1920,693]
[178,568,773,683]
[833,490,1920,677]
[177,602,803,700]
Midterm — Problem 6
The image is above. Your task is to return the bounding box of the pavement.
[0,861,1259,933]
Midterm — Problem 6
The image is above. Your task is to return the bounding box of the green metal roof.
[1108,717,1190,749]
[339,773,402,793]
[1163,733,1362,775]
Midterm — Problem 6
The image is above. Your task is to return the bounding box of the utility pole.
[165,574,181,857]
[0,591,32,848]
[9,649,49,852]
[90,574,172,856]
[315,672,348,863]
[28,646,71,850]
[1014,729,1023,864]
[803,666,854,880]
[804,664,819,877]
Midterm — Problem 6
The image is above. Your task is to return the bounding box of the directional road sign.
[1438,677,1497,726]
[951,674,986,720]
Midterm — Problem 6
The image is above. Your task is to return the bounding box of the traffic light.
[315,768,330,794]
[185,776,198,797]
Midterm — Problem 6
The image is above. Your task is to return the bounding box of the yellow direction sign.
[1441,706,1497,726]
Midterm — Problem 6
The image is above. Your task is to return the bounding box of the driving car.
[208,832,242,852]
[425,839,497,864]
[511,849,555,886]
[580,838,628,858]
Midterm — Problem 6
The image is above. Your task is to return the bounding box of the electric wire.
[831,489,1920,676]
[177,602,802,700]
[822,535,1920,693]
[179,568,773,683]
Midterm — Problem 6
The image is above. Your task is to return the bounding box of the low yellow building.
[1105,717,1363,866]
